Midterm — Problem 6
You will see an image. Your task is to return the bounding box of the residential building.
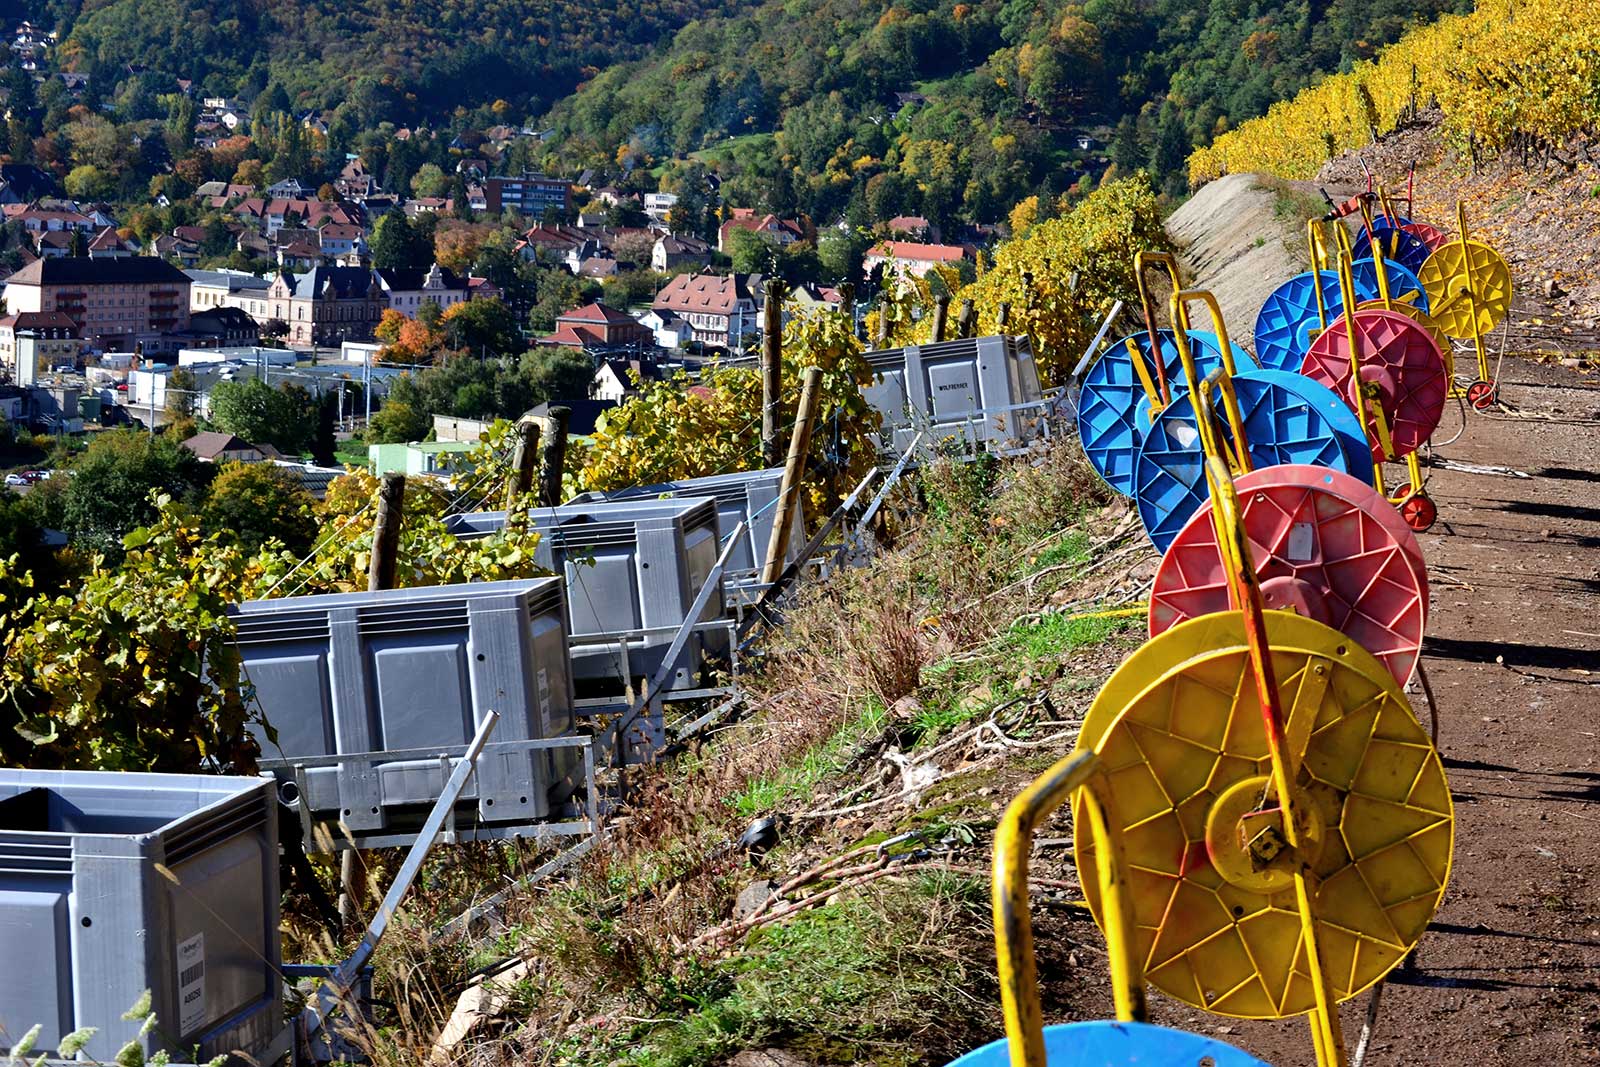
[318,223,365,259]
[592,359,664,403]
[0,163,57,205]
[718,209,807,252]
[181,431,265,464]
[652,273,758,348]
[635,308,685,350]
[2,204,96,233]
[885,215,936,241]
[643,192,678,222]
[375,263,469,315]
[0,312,79,385]
[864,240,970,281]
[186,268,274,322]
[482,174,574,217]
[87,227,139,258]
[367,439,477,477]
[266,266,384,346]
[541,302,652,349]
[652,234,712,272]
[3,257,191,353]
[188,306,258,346]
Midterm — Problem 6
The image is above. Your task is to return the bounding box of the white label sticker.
[536,667,550,716]
[1286,522,1315,562]
[176,932,205,1035]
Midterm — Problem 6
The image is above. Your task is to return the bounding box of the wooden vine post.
[504,419,541,512]
[538,406,571,507]
[931,293,951,343]
[761,365,824,587]
[762,279,786,468]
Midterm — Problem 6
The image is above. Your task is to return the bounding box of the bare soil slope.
[1164,173,1319,349]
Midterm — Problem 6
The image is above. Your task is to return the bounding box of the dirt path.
[1116,358,1600,1066]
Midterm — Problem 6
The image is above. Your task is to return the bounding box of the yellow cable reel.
[1071,610,1454,1018]
[1417,239,1512,340]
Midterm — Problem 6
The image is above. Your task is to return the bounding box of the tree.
[166,367,199,420]
[64,164,113,200]
[370,210,430,271]
[521,347,594,402]
[312,389,338,466]
[200,462,319,555]
[410,163,449,198]
[365,399,430,444]
[208,378,313,454]
[441,298,521,356]
[727,228,777,274]
[528,266,589,333]
[57,431,215,557]
[605,197,647,227]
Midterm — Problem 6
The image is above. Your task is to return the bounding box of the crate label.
[537,667,550,715]
[176,932,205,1034]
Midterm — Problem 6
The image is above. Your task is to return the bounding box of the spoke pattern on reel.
[1134,377,1353,554]
[1351,257,1430,315]
[1075,611,1453,1020]
[1078,330,1231,496]
[1353,224,1431,275]
[1254,270,1372,372]
[1150,474,1427,683]
[1302,309,1448,462]
[1418,239,1513,340]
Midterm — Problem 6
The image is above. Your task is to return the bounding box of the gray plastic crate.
[864,334,1045,454]
[571,466,802,596]
[0,769,285,1064]
[445,497,725,693]
[229,577,576,837]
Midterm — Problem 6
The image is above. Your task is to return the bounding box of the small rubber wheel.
[1466,379,1497,410]
[1400,490,1438,532]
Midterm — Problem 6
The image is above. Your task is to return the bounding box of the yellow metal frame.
[993,750,1146,1067]
[1455,201,1494,385]
[1168,289,1252,475]
[1127,250,1184,413]
[1330,247,1430,506]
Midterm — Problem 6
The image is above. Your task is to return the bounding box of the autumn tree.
[201,462,319,555]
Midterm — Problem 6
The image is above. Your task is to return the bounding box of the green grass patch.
[620,875,985,1067]
[1030,530,1091,572]
[731,698,887,819]
[333,439,368,468]
[1005,611,1130,659]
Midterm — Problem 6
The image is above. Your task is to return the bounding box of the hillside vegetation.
[42,0,753,124]
[540,0,1470,225]
[1188,0,1600,184]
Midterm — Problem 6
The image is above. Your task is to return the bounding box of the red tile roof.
[867,240,967,263]
[560,302,639,326]
[653,272,745,316]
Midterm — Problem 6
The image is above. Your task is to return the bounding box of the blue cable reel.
[1354,223,1431,275]
[1133,373,1357,553]
[946,1020,1270,1067]
[1239,367,1376,486]
[1253,269,1377,372]
[1350,256,1431,315]
[1076,329,1236,496]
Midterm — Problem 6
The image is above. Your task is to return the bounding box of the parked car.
[3,473,27,487]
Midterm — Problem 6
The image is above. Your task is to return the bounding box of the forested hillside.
[539,0,1471,227]
[17,0,754,127]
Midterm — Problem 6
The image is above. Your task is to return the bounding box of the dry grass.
[315,441,1124,1067]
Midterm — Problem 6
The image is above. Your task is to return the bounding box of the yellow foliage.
[578,306,880,522]
[1008,195,1040,236]
[958,174,1171,384]
[1189,0,1600,184]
